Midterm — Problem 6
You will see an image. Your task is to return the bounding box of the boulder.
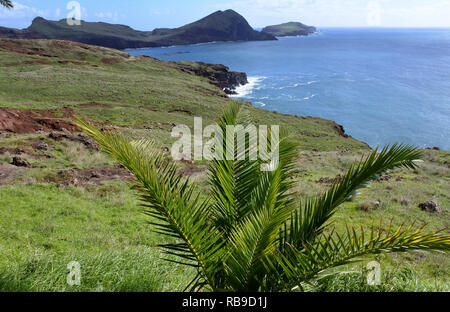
[419,201,442,214]
[35,142,51,151]
[12,156,30,167]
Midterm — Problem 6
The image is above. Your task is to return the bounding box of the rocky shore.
[175,61,248,95]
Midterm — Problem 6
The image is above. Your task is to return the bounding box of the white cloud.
[214,0,450,27]
[0,1,49,19]
[95,11,119,20]
[152,8,175,16]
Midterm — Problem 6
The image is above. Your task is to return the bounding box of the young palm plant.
[76,103,449,292]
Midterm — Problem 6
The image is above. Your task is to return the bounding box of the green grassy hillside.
[0,39,448,292]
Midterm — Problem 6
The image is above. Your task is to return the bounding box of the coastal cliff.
[175,61,248,94]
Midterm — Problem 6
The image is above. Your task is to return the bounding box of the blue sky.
[1,0,450,30]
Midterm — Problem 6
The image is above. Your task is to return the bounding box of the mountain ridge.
[0,10,277,49]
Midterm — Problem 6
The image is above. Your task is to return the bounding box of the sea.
[126,28,450,150]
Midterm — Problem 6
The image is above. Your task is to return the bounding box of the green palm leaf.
[75,119,224,291]
[224,133,299,291]
[283,144,423,250]
[272,223,449,291]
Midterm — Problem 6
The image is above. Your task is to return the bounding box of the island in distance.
[0,9,276,50]
[262,22,317,37]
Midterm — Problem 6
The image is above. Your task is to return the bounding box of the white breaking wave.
[254,101,266,107]
[303,94,318,100]
[230,76,266,98]
[278,80,318,89]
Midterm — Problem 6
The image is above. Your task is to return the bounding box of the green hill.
[262,22,317,37]
[0,10,276,49]
[0,39,448,292]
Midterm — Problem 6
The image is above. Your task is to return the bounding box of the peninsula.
[0,10,276,49]
[262,22,316,37]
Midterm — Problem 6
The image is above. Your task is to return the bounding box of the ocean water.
[127,28,450,150]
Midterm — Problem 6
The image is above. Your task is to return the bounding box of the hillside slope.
[0,38,361,150]
[0,39,447,292]
[0,10,276,49]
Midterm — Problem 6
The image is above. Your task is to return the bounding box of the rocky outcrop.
[49,130,99,150]
[12,156,31,167]
[419,201,442,214]
[175,61,248,94]
[0,26,44,39]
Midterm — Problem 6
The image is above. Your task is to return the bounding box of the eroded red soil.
[0,107,78,134]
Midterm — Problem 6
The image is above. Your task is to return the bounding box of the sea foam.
[230,76,266,98]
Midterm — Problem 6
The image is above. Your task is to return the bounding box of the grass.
[0,183,195,292]
[0,39,448,292]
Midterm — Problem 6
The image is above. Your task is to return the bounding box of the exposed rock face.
[419,201,442,214]
[262,22,316,37]
[0,10,276,50]
[49,131,99,150]
[51,166,134,186]
[0,26,44,39]
[332,122,350,138]
[35,142,51,151]
[176,61,248,94]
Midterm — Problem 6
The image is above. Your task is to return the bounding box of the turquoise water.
[127,28,450,150]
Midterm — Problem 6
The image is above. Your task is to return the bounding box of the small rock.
[370,201,381,208]
[224,88,237,95]
[358,201,381,212]
[36,142,51,151]
[419,201,442,214]
[90,172,101,179]
[12,156,31,167]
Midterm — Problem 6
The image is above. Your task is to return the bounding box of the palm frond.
[283,144,422,249]
[209,103,300,236]
[75,119,224,290]
[223,133,300,291]
[208,103,262,234]
[272,223,449,291]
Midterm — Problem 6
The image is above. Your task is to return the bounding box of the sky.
[1,0,450,30]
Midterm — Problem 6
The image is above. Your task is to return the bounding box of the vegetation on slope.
[0,39,448,292]
[262,22,317,37]
[0,10,276,49]
[77,103,449,292]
